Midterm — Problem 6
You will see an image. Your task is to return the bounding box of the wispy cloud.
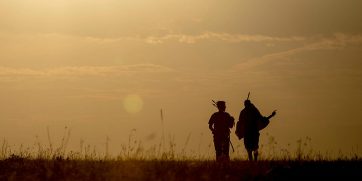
[1,31,304,44]
[234,33,362,70]
[0,64,174,77]
[145,32,305,44]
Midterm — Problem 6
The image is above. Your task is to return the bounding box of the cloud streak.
[0,64,174,77]
[144,32,305,44]
[235,33,362,70]
[0,31,304,45]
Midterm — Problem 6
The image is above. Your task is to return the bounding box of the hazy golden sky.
[0,0,361,157]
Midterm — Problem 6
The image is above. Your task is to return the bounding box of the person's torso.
[212,112,232,134]
[242,107,260,135]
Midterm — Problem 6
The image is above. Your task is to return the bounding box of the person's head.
[216,101,226,112]
[244,100,251,107]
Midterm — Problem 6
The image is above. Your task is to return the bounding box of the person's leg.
[253,133,260,161]
[222,137,230,160]
[214,137,222,161]
[244,137,253,161]
[247,149,253,161]
[253,149,258,161]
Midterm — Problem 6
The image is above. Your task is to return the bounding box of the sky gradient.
[0,0,361,157]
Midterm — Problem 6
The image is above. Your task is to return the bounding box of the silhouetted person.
[209,101,235,161]
[236,99,276,161]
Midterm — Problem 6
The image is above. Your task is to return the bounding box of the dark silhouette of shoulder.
[209,112,234,128]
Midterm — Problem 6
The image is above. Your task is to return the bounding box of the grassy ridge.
[1,131,361,180]
[1,158,361,180]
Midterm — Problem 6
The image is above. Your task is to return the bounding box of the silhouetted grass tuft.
[0,129,361,180]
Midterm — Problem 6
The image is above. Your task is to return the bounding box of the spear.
[212,100,217,108]
[230,140,235,152]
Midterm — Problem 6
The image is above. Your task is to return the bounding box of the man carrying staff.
[209,101,235,161]
[236,94,276,161]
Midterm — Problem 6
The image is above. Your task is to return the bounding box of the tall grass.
[0,129,361,180]
[0,128,360,161]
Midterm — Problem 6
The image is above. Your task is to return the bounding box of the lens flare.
[123,94,143,114]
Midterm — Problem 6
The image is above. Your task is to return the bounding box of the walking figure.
[235,93,276,161]
[209,101,235,161]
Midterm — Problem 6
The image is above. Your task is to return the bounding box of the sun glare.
[123,94,144,114]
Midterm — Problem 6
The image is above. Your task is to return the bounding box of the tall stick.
[230,140,235,152]
[212,100,217,108]
[160,109,165,152]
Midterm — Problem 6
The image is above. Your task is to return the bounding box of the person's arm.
[208,114,215,133]
[254,106,263,120]
[209,123,214,132]
[235,111,244,139]
[238,111,242,122]
[229,114,235,128]
[266,110,277,120]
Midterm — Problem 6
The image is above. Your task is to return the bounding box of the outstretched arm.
[266,110,277,119]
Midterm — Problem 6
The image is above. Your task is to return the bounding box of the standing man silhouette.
[236,94,276,161]
[209,101,235,161]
